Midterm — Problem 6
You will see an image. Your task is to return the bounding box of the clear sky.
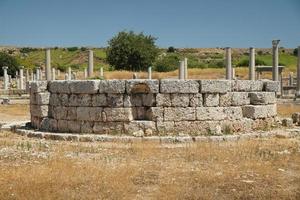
[0,0,299,48]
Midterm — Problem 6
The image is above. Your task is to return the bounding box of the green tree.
[154,54,180,72]
[106,31,159,71]
[0,52,20,77]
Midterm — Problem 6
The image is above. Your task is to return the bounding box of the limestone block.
[52,106,67,119]
[31,116,42,129]
[249,92,276,105]
[124,121,156,135]
[242,104,277,119]
[57,119,69,132]
[142,94,156,106]
[30,81,48,93]
[107,94,124,107]
[200,80,231,93]
[93,122,124,134]
[156,94,171,107]
[156,121,175,135]
[123,95,132,107]
[66,107,77,120]
[99,80,125,93]
[128,94,142,106]
[92,94,107,107]
[263,80,280,92]
[148,107,164,121]
[40,117,57,132]
[232,80,263,92]
[126,79,159,93]
[171,94,190,107]
[196,107,225,121]
[103,108,133,122]
[223,107,243,120]
[132,107,148,120]
[69,94,92,107]
[77,107,102,121]
[160,79,199,93]
[48,81,70,93]
[203,93,219,107]
[30,105,48,117]
[80,121,94,133]
[69,80,99,94]
[30,93,37,105]
[49,94,60,106]
[164,107,195,121]
[67,120,81,133]
[231,92,250,106]
[189,94,203,107]
[219,93,232,106]
[58,93,69,106]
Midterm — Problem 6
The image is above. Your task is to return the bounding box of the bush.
[0,52,20,77]
[67,47,78,52]
[106,31,159,71]
[167,46,176,53]
[20,47,37,54]
[154,54,180,72]
[236,58,267,67]
[293,48,298,56]
[80,47,87,51]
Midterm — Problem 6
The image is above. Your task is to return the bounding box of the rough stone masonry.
[29,79,279,136]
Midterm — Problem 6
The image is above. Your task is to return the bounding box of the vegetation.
[294,48,298,56]
[0,52,20,77]
[154,54,180,72]
[167,46,176,53]
[106,31,159,71]
[66,47,79,52]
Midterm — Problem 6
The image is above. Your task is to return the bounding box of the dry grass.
[0,104,30,123]
[0,131,299,199]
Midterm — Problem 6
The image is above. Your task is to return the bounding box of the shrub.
[293,48,298,56]
[154,54,180,72]
[67,47,78,52]
[0,52,20,77]
[257,50,263,56]
[236,58,267,67]
[20,47,37,54]
[80,47,87,51]
[167,46,176,53]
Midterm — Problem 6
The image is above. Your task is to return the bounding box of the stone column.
[57,69,61,78]
[25,69,29,83]
[179,61,185,80]
[232,68,235,79]
[100,67,104,77]
[296,46,300,96]
[184,57,188,79]
[2,66,8,90]
[88,50,94,77]
[68,67,72,80]
[272,40,280,81]
[45,48,51,81]
[249,47,255,80]
[288,72,293,86]
[30,70,34,81]
[84,68,87,79]
[52,68,56,80]
[225,47,232,80]
[148,66,152,79]
[36,67,40,80]
[65,73,69,80]
[19,66,24,90]
[33,74,36,81]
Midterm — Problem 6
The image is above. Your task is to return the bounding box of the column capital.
[272,40,280,47]
[2,66,8,70]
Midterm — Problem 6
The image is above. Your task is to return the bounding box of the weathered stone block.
[160,79,199,93]
[232,80,263,92]
[40,117,57,132]
[148,107,164,121]
[263,80,280,92]
[164,107,195,121]
[93,122,124,134]
[219,93,232,106]
[30,81,48,93]
[67,120,81,133]
[156,121,175,135]
[103,108,133,122]
[249,92,276,105]
[189,94,203,107]
[106,94,124,107]
[77,107,102,121]
[170,94,190,107]
[224,107,243,120]
[126,80,159,93]
[200,80,231,93]
[242,104,277,119]
[142,94,156,106]
[30,105,49,117]
[291,112,300,123]
[92,94,107,106]
[99,80,125,93]
[282,118,293,127]
[52,106,67,119]
[69,80,100,94]
[66,107,77,120]
[58,93,69,106]
[69,94,92,107]
[80,121,94,133]
[196,107,225,121]
[156,94,171,107]
[57,119,69,132]
[48,81,70,93]
[49,93,60,106]
[30,93,37,105]
[231,92,250,106]
[203,93,219,107]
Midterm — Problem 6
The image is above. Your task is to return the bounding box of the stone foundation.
[30,79,279,136]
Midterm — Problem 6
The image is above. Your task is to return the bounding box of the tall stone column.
[88,50,94,77]
[84,68,87,79]
[52,68,56,80]
[19,66,24,90]
[225,47,232,80]
[184,57,188,79]
[45,48,51,81]
[36,67,40,80]
[65,73,69,80]
[249,47,255,80]
[2,66,8,90]
[100,67,104,77]
[148,67,152,79]
[68,67,72,80]
[272,40,280,81]
[296,46,300,96]
[30,70,34,81]
[179,61,185,80]
[25,69,29,83]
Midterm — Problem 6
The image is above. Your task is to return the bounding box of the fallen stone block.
[282,118,293,127]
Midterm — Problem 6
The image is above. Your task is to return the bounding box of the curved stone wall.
[30,79,279,136]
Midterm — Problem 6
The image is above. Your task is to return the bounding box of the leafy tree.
[67,47,78,52]
[0,52,20,77]
[106,31,159,71]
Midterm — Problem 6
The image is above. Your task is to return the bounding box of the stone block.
[58,93,69,106]
[128,94,142,106]
[231,92,250,106]
[200,80,231,93]
[92,94,107,107]
[103,108,133,122]
[30,105,48,117]
[189,94,203,107]
[99,80,125,93]
[196,107,225,121]
[132,107,148,120]
[52,106,67,119]
[69,80,100,94]
[126,79,159,93]
[203,93,219,107]
[66,107,77,120]
[219,93,232,106]
[156,94,171,107]
[30,93,37,105]
[223,107,243,120]
[148,107,164,121]
[249,92,276,105]
[30,81,48,93]
[156,121,175,135]
[77,107,102,121]
[282,118,293,127]
[93,122,124,134]
[80,121,94,133]
[160,79,199,93]
[242,104,277,119]
[164,107,195,121]
[106,94,124,107]
[40,117,57,132]
[232,80,263,92]
[142,94,156,106]
[49,93,60,106]
[263,80,280,92]
[171,94,190,107]
[69,94,92,107]
[291,112,300,123]
[48,81,70,93]
[57,119,69,132]
[67,120,81,133]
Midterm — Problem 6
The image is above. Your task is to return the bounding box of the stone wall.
[30,79,279,136]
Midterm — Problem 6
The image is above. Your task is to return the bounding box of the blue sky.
[0,0,299,48]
